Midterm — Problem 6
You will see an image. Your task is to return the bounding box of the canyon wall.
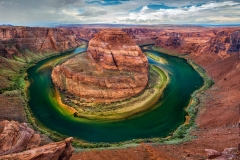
[122,28,161,45]
[67,27,161,45]
[154,27,240,85]
[0,27,84,91]
[155,27,240,58]
[0,27,83,58]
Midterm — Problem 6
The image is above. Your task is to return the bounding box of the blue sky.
[0,0,240,26]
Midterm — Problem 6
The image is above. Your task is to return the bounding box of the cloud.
[119,1,240,24]
[78,10,107,17]
[0,0,239,25]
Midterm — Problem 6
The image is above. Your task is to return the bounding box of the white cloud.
[0,0,239,25]
[119,1,240,24]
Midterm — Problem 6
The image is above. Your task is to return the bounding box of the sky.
[0,0,240,26]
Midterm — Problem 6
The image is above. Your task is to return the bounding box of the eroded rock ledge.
[0,120,74,160]
[52,29,149,103]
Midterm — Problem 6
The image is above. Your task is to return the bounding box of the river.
[27,45,203,143]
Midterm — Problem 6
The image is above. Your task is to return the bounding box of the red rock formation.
[205,148,238,159]
[0,26,84,91]
[87,29,148,72]
[70,27,161,45]
[0,27,83,58]
[155,27,240,59]
[0,120,74,160]
[155,28,216,55]
[52,29,149,103]
[0,138,74,160]
[0,120,41,156]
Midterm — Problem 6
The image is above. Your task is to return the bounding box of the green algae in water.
[27,46,204,143]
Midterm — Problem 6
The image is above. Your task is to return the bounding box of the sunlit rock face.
[87,29,149,72]
[51,29,149,103]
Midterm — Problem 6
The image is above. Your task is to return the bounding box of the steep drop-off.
[52,29,149,103]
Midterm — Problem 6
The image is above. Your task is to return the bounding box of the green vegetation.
[0,50,57,93]
[145,52,160,61]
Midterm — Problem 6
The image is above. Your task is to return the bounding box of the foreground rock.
[205,148,238,160]
[0,120,74,160]
[52,29,149,103]
[0,138,74,160]
[0,120,41,156]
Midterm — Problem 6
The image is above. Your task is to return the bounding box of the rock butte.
[51,29,149,103]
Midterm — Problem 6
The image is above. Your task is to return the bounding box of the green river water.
[27,45,204,143]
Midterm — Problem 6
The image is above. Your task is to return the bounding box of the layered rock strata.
[0,26,84,91]
[155,28,240,59]
[0,120,74,160]
[0,120,41,156]
[0,27,83,58]
[52,29,149,103]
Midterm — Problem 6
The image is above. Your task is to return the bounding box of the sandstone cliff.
[0,120,74,160]
[155,28,240,59]
[87,29,148,72]
[0,27,82,58]
[155,28,215,55]
[0,26,83,92]
[70,27,161,45]
[52,29,149,103]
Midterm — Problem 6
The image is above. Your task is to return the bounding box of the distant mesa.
[51,29,149,103]
[0,24,13,26]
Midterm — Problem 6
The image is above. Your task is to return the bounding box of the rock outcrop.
[0,138,74,160]
[52,29,149,103]
[205,148,238,160]
[0,120,74,160]
[0,120,41,156]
